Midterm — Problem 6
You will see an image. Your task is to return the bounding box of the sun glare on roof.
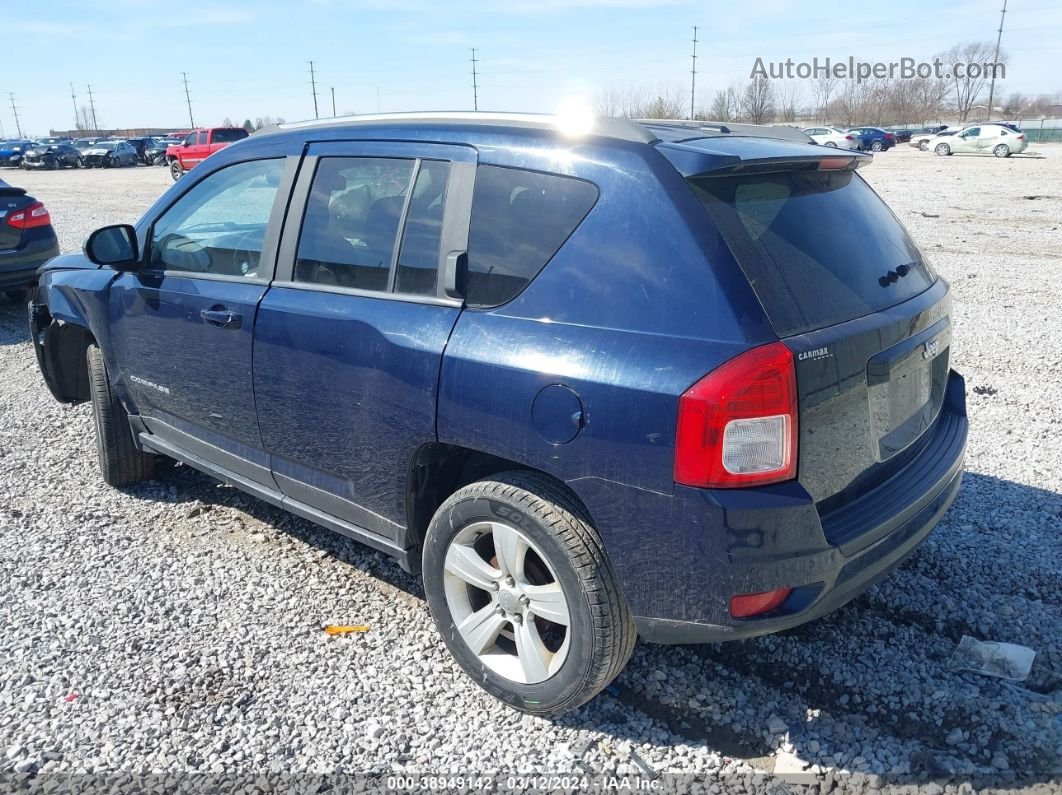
[554,98,595,137]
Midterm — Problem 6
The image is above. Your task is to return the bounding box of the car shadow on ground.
[121,462,1060,789]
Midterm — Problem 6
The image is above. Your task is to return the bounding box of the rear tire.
[919,140,930,151]
[935,143,951,156]
[86,344,156,487]
[993,144,1010,158]
[422,471,636,716]
[824,141,838,148]
[871,140,884,152]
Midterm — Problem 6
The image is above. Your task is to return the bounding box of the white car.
[929,124,1028,158]
[801,126,860,150]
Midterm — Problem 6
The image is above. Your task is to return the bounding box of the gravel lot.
[1,146,1060,793]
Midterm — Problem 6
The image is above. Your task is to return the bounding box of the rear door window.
[465,165,598,308]
[690,170,936,337]
[295,157,415,293]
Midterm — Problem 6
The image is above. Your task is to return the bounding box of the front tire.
[170,159,184,181]
[86,344,157,487]
[422,472,636,717]
[994,144,1011,158]
[935,143,951,156]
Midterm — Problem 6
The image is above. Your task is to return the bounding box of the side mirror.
[85,224,140,270]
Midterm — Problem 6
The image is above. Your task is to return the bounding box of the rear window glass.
[466,165,598,308]
[213,128,249,144]
[689,170,935,337]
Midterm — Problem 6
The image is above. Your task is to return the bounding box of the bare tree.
[939,41,1005,121]
[639,85,686,119]
[740,77,776,124]
[776,81,802,122]
[814,75,839,123]
[707,87,739,121]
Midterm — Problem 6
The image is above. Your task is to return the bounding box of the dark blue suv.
[30,113,967,715]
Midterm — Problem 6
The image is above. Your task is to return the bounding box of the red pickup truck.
[166,127,250,180]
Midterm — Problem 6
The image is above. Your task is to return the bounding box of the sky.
[2,0,1060,137]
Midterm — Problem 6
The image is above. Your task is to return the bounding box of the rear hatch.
[681,144,951,514]
[0,180,31,251]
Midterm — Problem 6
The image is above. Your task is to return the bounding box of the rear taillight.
[885,133,893,139]
[7,201,51,230]
[845,134,855,140]
[674,342,798,488]
[1017,134,1025,140]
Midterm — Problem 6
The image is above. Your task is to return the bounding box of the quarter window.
[148,158,284,278]
[465,165,598,308]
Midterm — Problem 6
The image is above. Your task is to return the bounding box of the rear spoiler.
[656,136,873,179]
[0,180,27,197]
[688,152,873,178]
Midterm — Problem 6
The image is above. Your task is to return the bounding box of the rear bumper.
[0,233,60,290]
[628,370,968,644]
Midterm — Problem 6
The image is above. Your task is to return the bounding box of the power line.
[986,0,1008,121]
[181,72,195,129]
[470,48,479,111]
[86,85,99,132]
[309,61,319,119]
[690,25,698,120]
[8,93,22,138]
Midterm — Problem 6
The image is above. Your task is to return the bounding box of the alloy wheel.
[442,520,571,685]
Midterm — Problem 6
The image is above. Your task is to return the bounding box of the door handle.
[200,307,243,329]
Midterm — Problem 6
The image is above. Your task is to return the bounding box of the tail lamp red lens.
[7,201,51,230]
[674,341,798,488]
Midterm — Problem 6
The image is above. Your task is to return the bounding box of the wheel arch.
[34,303,97,404]
[404,443,595,555]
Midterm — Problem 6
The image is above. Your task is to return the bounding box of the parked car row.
[911,123,1027,158]
[0,132,194,169]
[800,126,895,152]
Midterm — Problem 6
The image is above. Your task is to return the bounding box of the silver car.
[801,126,860,150]
[929,124,1028,158]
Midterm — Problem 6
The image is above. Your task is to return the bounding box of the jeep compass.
[30,113,967,715]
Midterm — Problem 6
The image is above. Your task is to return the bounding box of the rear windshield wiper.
[879,261,918,287]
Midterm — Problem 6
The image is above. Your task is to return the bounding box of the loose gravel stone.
[0,147,1060,792]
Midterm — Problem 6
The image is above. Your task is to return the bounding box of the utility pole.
[8,93,22,138]
[70,83,80,130]
[690,26,698,120]
[986,0,1007,122]
[86,84,99,132]
[470,48,479,111]
[331,87,336,117]
[309,61,319,119]
[181,72,195,128]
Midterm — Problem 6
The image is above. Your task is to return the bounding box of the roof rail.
[260,111,658,144]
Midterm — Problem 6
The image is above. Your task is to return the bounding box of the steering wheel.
[225,229,264,277]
